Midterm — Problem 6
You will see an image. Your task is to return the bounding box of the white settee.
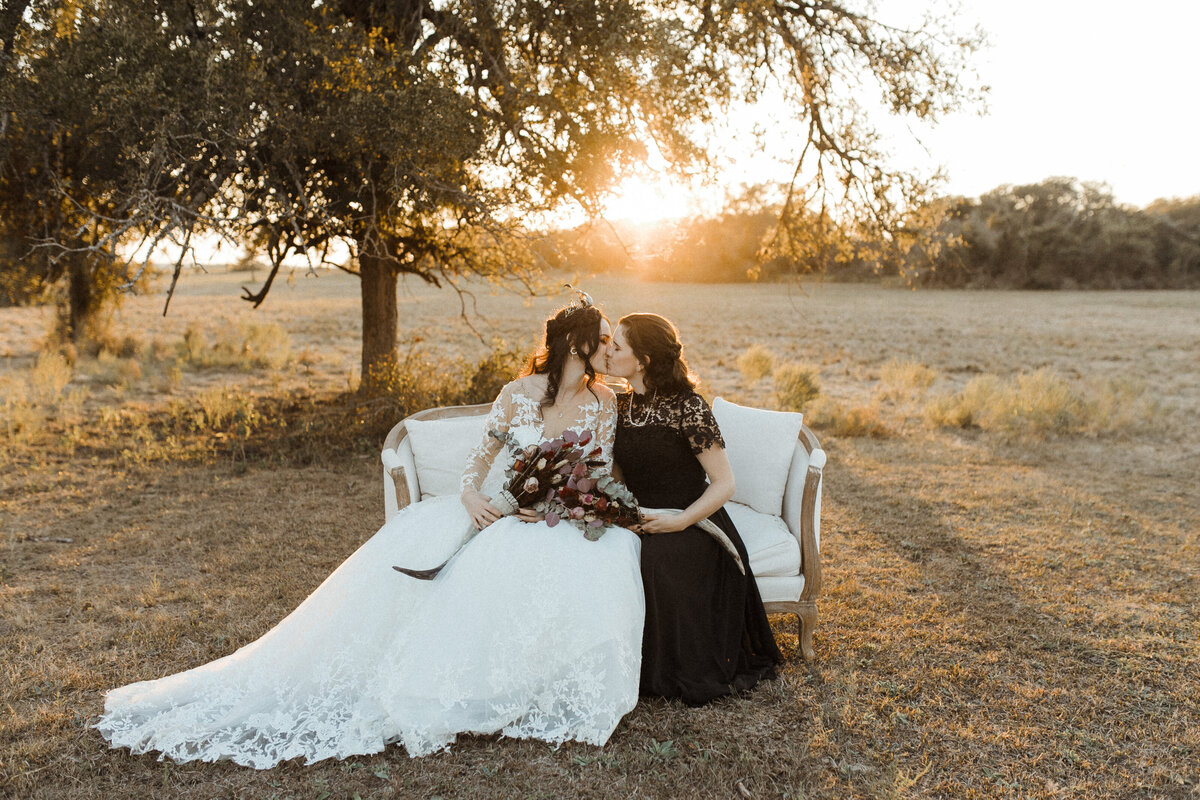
[380,397,825,661]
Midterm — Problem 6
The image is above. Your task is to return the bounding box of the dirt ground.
[1,271,1198,799]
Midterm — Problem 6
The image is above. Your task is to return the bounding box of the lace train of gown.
[96,381,644,767]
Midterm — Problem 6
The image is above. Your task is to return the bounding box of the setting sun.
[600,175,698,223]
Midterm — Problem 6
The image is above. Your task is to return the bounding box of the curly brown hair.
[522,304,607,406]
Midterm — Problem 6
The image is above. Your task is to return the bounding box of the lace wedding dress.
[96,379,644,767]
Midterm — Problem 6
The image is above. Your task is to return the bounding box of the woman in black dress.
[605,313,781,705]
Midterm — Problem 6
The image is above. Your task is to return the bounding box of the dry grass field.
[2,269,1198,799]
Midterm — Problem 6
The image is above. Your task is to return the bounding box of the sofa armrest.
[382,420,420,521]
[781,425,824,603]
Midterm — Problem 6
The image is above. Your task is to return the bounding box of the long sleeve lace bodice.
[459,378,619,494]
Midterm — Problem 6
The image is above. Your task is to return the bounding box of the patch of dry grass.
[179,321,292,371]
[805,397,893,438]
[736,344,777,383]
[0,353,85,447]
[877,359,939,403]
[924,368,1164,437]
[771,362,821,412]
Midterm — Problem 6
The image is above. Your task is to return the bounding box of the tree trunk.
[358,247,399,385]
[66,254,97,342]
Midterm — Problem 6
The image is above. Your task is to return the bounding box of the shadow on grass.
[805,434,1199,797]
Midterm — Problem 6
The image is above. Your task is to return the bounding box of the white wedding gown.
[96,380,644,767]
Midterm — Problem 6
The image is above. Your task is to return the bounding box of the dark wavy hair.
[617,313,697,395]
[522,304,606,406]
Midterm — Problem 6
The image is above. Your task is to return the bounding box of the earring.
[569,347,578,355]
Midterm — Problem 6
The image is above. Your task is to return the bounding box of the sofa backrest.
[387,399,822,551]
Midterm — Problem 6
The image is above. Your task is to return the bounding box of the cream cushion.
[712,397,804,516]
[726,501,800,577]
[405,415,504,499]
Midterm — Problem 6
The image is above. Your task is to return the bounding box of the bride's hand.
[636,512,688,534]
[461,490,503,530]
[516,508,545,523]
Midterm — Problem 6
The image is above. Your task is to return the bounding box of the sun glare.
[600,176,696,224]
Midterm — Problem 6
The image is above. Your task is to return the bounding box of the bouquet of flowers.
[492,428,640,541]
[487,428,603,515]
[546,466,640,541]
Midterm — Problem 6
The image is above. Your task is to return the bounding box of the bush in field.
[772,363,821,412]
[1,353,84,447]
[878,359,938,401]
[179,322,291,370]
[463,340,526,405]
[195,386,261,434]
[805,396,892,438]
[1079,376,1163,436]
[924,368,1161,436]
[350,339,527,445]
[737,344,776,383]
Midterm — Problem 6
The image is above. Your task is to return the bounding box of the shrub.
[772,362,821,412]
[1,353,84,447]
[736,344,776,383]
[924,368,1160,436]
[462,340,526,405]
[1080,376,1163,435]
[179,321,291,371]
[878,359,938,401]
[805,396,892,438]
[196,385,260,433]
[81,350,142,388]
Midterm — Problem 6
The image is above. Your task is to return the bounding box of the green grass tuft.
[772,362,821,412]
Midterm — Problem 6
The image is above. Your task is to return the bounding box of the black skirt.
[638,506,780,704]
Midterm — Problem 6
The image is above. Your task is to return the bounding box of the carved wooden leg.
[797,601,818,662]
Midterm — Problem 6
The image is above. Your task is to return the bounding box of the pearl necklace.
[625,390,657,427]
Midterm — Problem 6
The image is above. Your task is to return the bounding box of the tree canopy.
[2,0,985,375]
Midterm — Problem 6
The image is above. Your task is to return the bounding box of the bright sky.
[603,0,1200,221]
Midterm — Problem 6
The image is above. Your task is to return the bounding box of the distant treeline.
[547,178,1200,289]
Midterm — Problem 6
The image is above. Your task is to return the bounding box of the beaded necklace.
[624,390,657,427]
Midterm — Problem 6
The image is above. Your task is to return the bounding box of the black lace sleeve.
[679,393,725,454]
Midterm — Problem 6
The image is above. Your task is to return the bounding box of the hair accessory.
[562,284,594,316]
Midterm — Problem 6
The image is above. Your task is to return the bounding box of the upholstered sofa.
[380,397,825,661]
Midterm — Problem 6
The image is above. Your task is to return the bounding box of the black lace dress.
[614,390,781,705]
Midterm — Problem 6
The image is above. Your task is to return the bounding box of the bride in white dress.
[96,302,645,768]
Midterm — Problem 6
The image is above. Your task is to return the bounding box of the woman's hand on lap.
[462,490,502,530]
[516,508,545,523]
[637,512,689,534]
